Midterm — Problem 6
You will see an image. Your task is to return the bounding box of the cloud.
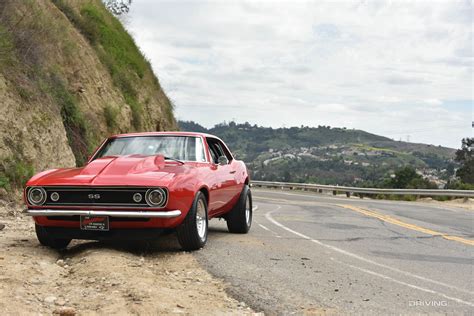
[423,99,443,106]
[384,75,430,85]
[126,0,473,148]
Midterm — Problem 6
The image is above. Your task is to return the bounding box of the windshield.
[94,136,207,162]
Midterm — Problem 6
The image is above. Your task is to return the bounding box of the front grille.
[38,187,167,208]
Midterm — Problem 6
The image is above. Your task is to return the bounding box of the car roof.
[109,131,219,139]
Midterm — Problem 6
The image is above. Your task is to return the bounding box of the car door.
[215,139,242,202]
[206,138,236,216]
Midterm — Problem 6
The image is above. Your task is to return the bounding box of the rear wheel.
[177,191,208,251]
[226,185,252,233]
[35,224,71,250]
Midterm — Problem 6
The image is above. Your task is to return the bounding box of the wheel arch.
[198,186,210,205]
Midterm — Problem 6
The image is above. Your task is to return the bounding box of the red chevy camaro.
[24,132,252,251]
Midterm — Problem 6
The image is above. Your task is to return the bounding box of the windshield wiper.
[164,156,185,164]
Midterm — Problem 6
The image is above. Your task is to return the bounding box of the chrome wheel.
[245,195,251,226]
[196,198,207,240]
[177,192,208,251]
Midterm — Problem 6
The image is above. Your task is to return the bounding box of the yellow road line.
[338,204,474,246]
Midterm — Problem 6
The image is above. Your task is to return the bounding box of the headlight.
[145,188,167,207]
[27,187,47,206]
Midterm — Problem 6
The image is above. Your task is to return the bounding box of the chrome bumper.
[24,209,182,218]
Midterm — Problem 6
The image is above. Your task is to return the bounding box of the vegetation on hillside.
[381,166,437,189]
[52,0,174,131]
[179,121,457,188]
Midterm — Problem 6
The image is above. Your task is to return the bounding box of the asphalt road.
[195,188,474,315]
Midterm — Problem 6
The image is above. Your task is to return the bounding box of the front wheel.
[35,224,71,250]
[226,185,252,233]
[177,191,208,251]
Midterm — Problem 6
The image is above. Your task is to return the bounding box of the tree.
[455,137,474,184]
[446,163,455,177]
[386,167,419,188]
[103,0,132,15]
[384,166,436,189]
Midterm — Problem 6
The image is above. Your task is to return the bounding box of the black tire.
[226,185,252,234]
[35,224,71,250]
[177,191,208,251]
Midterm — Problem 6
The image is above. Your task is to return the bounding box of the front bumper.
[24,209,182,219]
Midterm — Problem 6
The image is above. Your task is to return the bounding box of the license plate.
[80,216,109,231]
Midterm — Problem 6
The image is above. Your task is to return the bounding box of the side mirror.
[218,156,229,166]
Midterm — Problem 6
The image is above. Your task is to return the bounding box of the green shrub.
[104,104,119,129]
[0,157,35,190]
[125,95,143,130]
[0,25,15,67]
[49,74,90,165]
[433,196,451,202]
[446,180,474,190]
[0,175,10,190]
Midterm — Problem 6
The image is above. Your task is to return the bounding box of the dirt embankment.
[0,204,256,315]
[418,197,474,211]
[0,0,176,195]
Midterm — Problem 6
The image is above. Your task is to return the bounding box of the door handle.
[229,171,236,174]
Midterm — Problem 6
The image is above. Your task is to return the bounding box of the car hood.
[28,155,194,187]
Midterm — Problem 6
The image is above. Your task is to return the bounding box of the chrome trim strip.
[24,209,182,218]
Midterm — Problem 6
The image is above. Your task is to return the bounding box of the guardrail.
[251,180,474,198]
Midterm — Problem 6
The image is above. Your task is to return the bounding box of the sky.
[126,0,473,148]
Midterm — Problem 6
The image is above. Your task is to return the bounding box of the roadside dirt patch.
[419,197,474,211]
[0,206,255,315]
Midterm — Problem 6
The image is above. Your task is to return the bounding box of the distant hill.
[179,121,457,187]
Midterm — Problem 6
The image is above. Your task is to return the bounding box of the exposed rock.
[87,277,96,284]
[53,307,76,316]
[56,298,66,306]
[0,189,8,200]
[44,296,57,304]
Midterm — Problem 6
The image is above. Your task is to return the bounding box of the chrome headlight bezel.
[145,188,168,208]
[27,187,47,206]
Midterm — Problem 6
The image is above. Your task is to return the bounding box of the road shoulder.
[0,205,255,315]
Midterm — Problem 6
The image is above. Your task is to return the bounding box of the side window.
[215,140,232,161]
[206,138,233,164]
[207,139,220,164]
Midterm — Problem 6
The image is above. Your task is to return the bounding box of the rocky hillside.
[0,0,176,193]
